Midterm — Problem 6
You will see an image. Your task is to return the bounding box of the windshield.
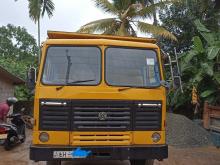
[105,47,160,87]
[42,46,101,85]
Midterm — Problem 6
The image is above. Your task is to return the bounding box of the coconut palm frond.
[115,29,131,36]
[135,0,173,19]
[79,0,179,38]
[128,23,137,36]
[115,21,137,36]
[138,21,177,41]
[102,21,121,35]
[113,0,133,11]
[137,0,150,6]
[41,0,55,18]
[28,0,41,22]
[77,18,117,34]
[81,18,117,27]
[93,0,119,15]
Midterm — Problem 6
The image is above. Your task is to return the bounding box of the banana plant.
[170,20,220,109]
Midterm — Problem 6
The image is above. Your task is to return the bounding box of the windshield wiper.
[118,86,148,92]
[118,81,166,92]
[66,79,95,84]
[56,79,95,91]
[65,49,72,84]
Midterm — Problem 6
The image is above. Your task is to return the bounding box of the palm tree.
[16,0,55,61]
[78,0,177,40]
[28,0,55,48]
[136,0,159,25]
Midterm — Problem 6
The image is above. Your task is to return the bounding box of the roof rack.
[47,31,156,44]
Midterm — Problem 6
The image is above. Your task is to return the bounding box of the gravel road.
[1,129,220,165]
[0,113,220,165]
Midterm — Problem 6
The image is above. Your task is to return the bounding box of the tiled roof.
[0,65,25,85]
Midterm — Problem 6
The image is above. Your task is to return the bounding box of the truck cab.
[30,31,167,165]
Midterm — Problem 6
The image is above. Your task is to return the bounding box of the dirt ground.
[1,129,220,165]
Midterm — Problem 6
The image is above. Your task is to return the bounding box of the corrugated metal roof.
[0,65,25,85]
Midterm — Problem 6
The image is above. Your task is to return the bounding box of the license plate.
[53,148,92,159]
[0,134,7,140]
[53,151,73,158]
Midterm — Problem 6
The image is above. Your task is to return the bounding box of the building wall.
[0,76,14,103]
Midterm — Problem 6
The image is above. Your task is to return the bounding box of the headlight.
[152,132,161,143]
[39,132,49,142]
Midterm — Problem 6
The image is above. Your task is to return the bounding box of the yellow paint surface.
[32,35,166,147]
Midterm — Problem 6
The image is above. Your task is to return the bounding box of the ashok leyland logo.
[98,112,107,120]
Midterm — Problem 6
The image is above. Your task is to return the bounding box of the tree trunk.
[153,12,158,26]
[119,22,125,36]
[38,18,41,64]
[149,0,158,26]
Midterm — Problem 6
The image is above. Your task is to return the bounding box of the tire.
[4,139,11,151]
[46,161,61,165]
[20,126,26,143]
[130,159,154,165]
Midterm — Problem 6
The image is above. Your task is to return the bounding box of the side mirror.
[27,67,36,90]
[160,80,171,90]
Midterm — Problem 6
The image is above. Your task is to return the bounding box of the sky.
[0,0,113,42]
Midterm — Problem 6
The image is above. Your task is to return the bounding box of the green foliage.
[15,0,55,22]
[27,0,55,22]
[0,58,28,80]
[194,19,210,33]
[0,24,38,100]
[0,24,38,61]
[158,0,219,53]
[200,90,216,98]
[208,47,220,60]
[193,36,204,53]
[15,86,33,101]
[170,20,220,109]
[78,0,178,40]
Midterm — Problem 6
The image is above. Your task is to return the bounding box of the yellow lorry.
[29,31,168,165]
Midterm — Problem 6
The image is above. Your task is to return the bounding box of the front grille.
[39,100,71,131]
[135,110,161,130]
[39,100,162,131]
[71,132,131,145]
[72,101,132,131]
[134,101,162,130]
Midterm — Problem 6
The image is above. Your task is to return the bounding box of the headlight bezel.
[39,132,49,142]
[151,132,161,143]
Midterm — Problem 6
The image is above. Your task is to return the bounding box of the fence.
[203,102,220,132]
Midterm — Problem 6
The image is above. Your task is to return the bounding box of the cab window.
[105,47,160,87]
[42,46,101,85]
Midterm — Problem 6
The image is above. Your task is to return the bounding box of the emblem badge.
[98,112,107,120]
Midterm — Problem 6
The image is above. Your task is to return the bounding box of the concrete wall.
[0,76,14,103]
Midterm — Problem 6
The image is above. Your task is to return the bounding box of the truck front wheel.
[130,159,154,165]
